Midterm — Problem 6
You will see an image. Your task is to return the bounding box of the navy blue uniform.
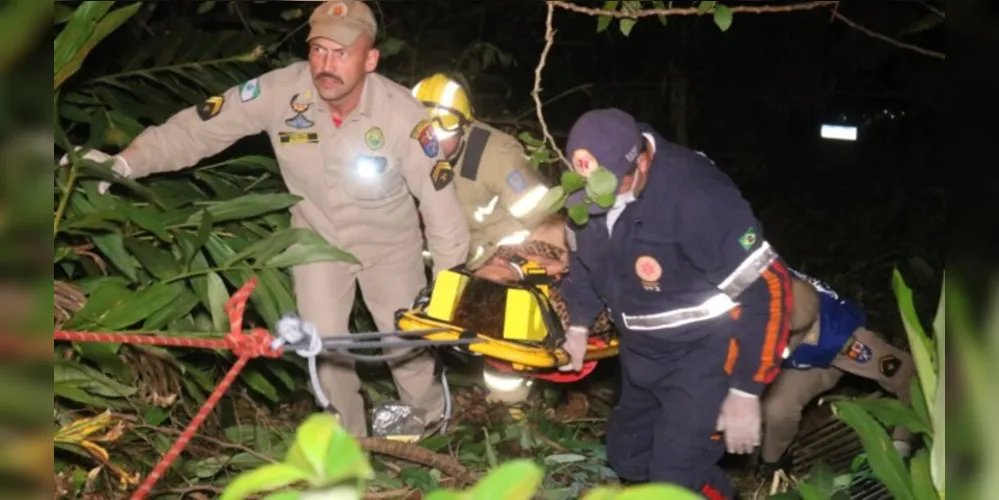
[561,128,793,498]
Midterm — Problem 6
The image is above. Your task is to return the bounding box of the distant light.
[820,124,858,141]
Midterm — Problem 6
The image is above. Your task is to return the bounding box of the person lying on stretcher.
[402,214,619,401]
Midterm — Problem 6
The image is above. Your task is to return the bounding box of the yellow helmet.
[411,73,473,139]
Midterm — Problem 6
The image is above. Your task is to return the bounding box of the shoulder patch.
[738,227,757,251]
[505,169,528,194]
[239,78,261,102]
[410,119,440,158]
[197,96,225,121]
[430,160,454,191]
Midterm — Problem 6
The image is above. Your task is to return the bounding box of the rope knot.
[226,327,282,359]
[222,277,282,359]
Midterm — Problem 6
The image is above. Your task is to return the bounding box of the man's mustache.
[316,73,343,84]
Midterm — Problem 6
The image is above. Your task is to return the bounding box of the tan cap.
[308,0,377,47]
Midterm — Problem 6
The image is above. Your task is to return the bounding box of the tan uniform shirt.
[122,62,469,275]
[451,121,551,261]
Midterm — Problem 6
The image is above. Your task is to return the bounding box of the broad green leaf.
[224,228,309,267]
[73,341,130,383]
[378,37,406,58]
[143,288,200,330]
[892,269,936,404]
[797,483,829,500]
[97,282,186,331]
[53,383,128,409]
[567,204,589,225]
[221,463,313,500]
[186,209,214,270]
[188,193,302,225]
[596,1,619,33]
[586,167,618,197]
[59,210,126,232]
[517,131,544,148]
[560,171,586,193]
[466,459,542,499]
[123,237,181,281]
[833,401,915,499]
[92,231,138,282]
[614,484,704,499]
[240,368,280,402]
[580,486,619,500]
[697,1,717,15]
[619,18,637,36]
[425,490,462,500]
[909,449,940,500]
[54,359,138,398]
[285,413,373,484]
[713,4,733,32]
[264,234,360,269]
[62,278,133,330]
[184,456,231,479]
[652,0,668,25]
[262,492,302,500]
[206,271,231,332]
[804,461,837,496]
[53,1,114,79]
[55,2,142,90]
[121,204,172,242]
[594,192,616,208]
[537,185,566,215]
[825,397,930,435]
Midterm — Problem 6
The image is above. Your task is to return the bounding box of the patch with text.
[278,132,319,145]
[635,255,662,292]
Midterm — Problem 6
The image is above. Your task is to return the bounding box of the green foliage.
[224,413,706,500]
[827,269,945,500]
[594,1,736,37]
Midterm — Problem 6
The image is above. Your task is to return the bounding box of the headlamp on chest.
[354,155,387,178]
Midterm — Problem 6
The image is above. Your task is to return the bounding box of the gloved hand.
[716,388,762,454]
[59,146,132,195]
[558,326,589,372]
[893,439,912,459]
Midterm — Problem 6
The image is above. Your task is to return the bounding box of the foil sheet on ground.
[370,400,425,438]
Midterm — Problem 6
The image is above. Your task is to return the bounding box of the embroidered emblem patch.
[285,93,314,130]
[196,96,225,121]
[430,160,454,191]
[365,126,385,150]
[505,169,528,194]
[411,119,439,158]
[635,255,662,292]
[844,340,872,363]
[571,149,598,177]
[327,1,347,18]
[278,131,319,145]
[239,78,260,102]
[738,227,758,251]
[878,355,901,377]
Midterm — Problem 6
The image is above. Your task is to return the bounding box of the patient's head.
[473,214,569,285]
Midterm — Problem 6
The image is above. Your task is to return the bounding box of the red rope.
[53,276,283,500]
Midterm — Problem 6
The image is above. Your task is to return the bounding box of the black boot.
[756,453,792,478]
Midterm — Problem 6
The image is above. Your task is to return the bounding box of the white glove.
[59,146,132,195]
[893,439,912,458]
[716,388,762,454]
[558,326,589,372]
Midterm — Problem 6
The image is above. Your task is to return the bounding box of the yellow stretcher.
[394,261,619,377]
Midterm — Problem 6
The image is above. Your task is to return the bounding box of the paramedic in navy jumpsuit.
[557,109,793,499]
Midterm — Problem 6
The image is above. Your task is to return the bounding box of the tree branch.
[532,1,571,169]
[831,11,945,60]
[548,0,839,18]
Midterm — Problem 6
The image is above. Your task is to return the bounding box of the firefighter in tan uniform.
[58,0,469,437]
[758,270,916,475]
[410,74,553,269]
